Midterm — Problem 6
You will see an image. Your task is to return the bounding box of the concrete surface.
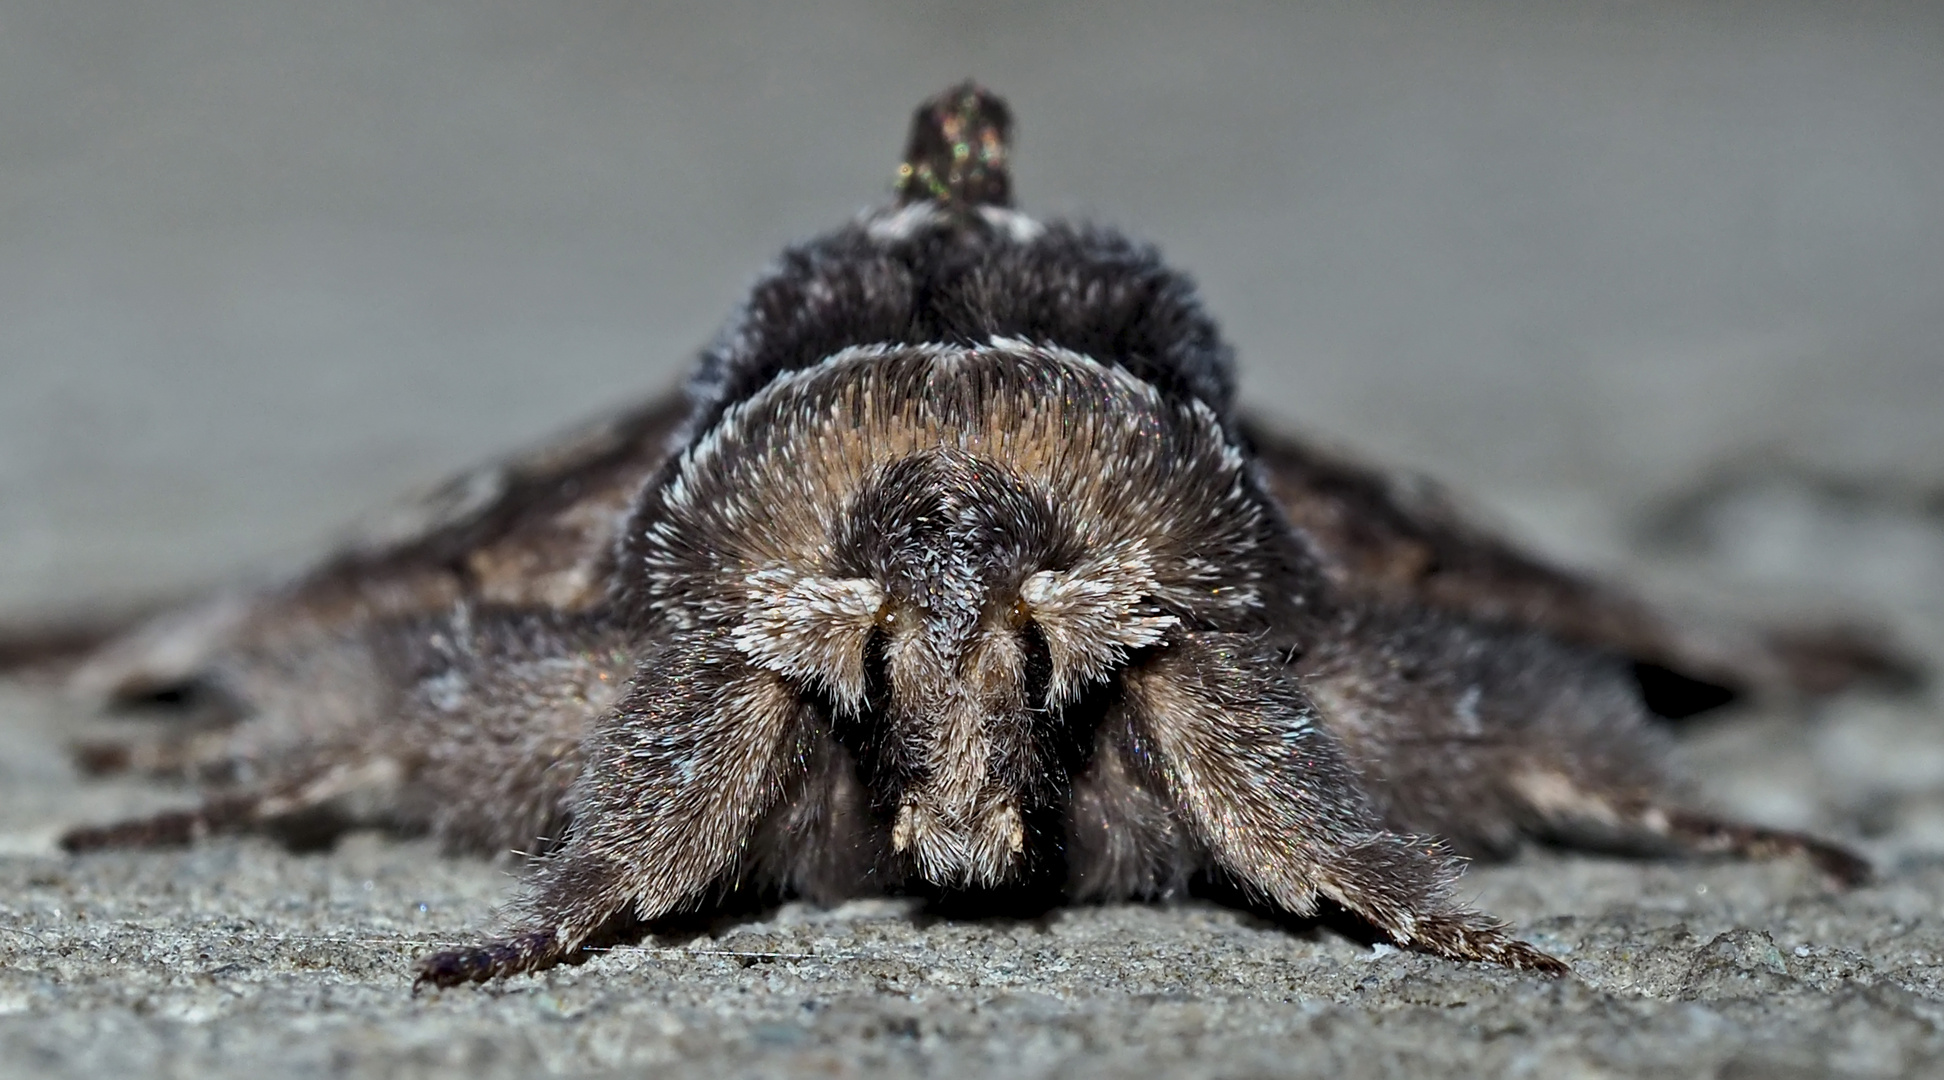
[3,2,1943,1077]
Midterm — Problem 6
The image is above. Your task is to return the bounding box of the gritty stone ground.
[2,470,1942,1080]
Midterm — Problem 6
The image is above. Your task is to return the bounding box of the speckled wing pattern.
[1244,422,1915,714]
[68,393,687,702]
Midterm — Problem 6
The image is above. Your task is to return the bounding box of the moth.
[43,84,1912,988]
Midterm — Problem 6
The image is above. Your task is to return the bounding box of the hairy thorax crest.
[631,341,1271,886]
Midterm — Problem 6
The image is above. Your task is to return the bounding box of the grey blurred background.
[4,0,1942,618]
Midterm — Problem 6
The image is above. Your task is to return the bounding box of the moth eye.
[1008,597,1032,629]
[876,601,902,631]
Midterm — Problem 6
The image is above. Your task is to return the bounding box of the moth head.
[729,447,1176,886]
[633,343,1277,889]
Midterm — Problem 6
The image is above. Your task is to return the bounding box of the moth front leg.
[1119,632,1566,974]
[415,628,811,988]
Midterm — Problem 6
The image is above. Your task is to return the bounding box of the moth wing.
[312,390,689,613]
[73,391,690,703]
[1243,416,1918,710]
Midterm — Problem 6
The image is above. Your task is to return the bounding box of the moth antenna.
[895,81,1014,209]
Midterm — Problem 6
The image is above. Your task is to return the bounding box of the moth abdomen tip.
[896,81,1014,210]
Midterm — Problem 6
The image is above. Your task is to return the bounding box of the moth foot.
[414,930,564,990]
[1400,913,1571,977]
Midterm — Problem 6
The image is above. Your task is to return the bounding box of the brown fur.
[50,83,1897,989]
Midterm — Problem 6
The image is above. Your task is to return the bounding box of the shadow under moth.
[32,83,1920,988]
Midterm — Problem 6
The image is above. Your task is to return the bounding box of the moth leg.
[1498,765,1872,884]
[1298,604,1872,884]
[1119,632,1565,974]
[1656,810,1871,885]
[60,792,267,851]
[58,749,404,850]
[414,629,812,988]
[59,755,401,852]
[1511,769,1873,885]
